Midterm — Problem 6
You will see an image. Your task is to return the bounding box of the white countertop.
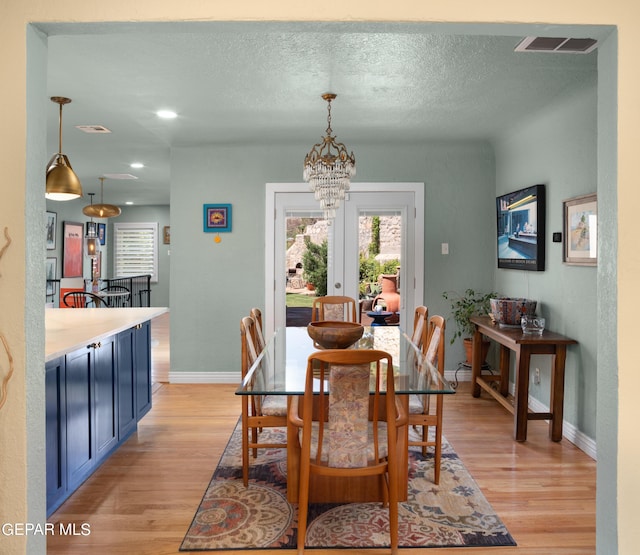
[46,307,169,362]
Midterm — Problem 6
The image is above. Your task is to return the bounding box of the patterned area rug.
[180,423,516,551]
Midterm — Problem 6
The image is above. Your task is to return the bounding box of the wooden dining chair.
[63,291,104,308]
[310,295,357,322]
[408,315,446,483]
[411,305,429,353]
[249,307,266,352]
[240,316,287,486]
[289,348,406,555]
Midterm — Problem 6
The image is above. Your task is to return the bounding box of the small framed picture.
[563,193,597,266]
[163,225,171,244]
[62,221,84,278]
[203,204,232,233]
[46,257,57,295]
[46,211,57,250]
[98,223,106,246]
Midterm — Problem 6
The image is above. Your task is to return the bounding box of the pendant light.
[303,93,356,220]
[84,193,100,258]
[82,177,121,218]
[46,97,83,201]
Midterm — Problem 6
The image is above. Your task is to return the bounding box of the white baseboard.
[169,371,238,384]
[445,367,471,386]
[444,371,596,461]
[526,391,597,460]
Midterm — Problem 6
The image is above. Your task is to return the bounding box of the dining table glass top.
[236,326,456,396]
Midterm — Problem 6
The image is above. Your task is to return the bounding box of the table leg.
[499,345,510,397]
[513,346,531,441]
[550,346,567,441]
[471,327,482,397]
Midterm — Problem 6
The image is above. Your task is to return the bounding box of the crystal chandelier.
[303,93,356,220]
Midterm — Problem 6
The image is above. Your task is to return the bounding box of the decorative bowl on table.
[489,297,537,327]
[307,321,365,349]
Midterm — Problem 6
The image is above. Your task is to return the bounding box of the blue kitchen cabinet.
[46,321,153,516]
[45,356,66,509]
[117,321,151,440]
[134,321,152,419]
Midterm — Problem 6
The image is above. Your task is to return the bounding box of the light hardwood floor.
[47,316,596,554]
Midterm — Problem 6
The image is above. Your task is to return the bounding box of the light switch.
[441,243,449,255]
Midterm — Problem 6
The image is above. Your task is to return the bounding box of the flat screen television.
[496,184,545,271]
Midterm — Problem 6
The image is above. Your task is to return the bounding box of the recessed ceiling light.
[130,162,144,169]
[156,110,177,119]
[125,201,134,205]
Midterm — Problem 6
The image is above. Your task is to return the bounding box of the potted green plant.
[443,288,498,364]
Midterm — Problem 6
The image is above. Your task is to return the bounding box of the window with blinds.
[113,222,158,282]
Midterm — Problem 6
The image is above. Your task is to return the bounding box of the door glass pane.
[284,212,326,327]
[271,184,422,336]
[358,211,402,326]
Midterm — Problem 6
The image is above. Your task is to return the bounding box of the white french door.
[265,183,424,337]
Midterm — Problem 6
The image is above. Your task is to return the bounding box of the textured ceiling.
[44,22,598,205]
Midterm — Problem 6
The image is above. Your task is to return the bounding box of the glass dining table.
[236,325,455,502]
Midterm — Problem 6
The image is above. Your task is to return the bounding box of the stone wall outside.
[285,216,401,276]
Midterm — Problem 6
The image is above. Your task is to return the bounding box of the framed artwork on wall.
[163,226,171,244]
[62,221,84,278]
[98,223,106,246]
[495,184,546,271]
[563,193,597,266]
[46,257,57,295]
[203,204,232,233]
[46,211,57,250]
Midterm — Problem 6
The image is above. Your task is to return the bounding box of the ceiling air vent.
[76,125,112,133]
[103,173,139,180]
[515,37,597,54]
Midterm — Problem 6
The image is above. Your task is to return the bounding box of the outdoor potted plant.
[443,288,498,364]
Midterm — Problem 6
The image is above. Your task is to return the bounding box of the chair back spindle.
[311,295,357,322]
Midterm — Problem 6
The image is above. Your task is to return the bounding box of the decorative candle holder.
[521,315,546,335]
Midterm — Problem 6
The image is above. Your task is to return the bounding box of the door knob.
[334,282,342,289]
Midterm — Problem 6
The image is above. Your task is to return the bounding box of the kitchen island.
[46,307,168,362]
[46,307,168,515]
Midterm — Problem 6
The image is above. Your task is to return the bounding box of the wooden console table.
[470,316,577,442]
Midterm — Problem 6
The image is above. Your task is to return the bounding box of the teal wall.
[492,77,598,439]
[169,142,496,375]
